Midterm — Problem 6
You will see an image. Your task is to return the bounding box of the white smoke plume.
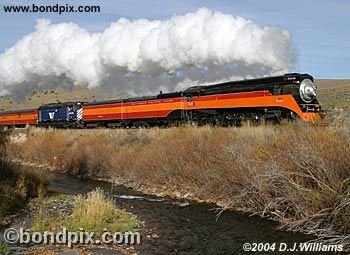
[0,8,295,97]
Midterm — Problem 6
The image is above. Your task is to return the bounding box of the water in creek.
[46,172,329,255]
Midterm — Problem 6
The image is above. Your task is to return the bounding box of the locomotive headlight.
[299,79,317,103]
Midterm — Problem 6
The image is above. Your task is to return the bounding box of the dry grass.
[67,188,141,234]
[71,188,117,227]
[32,189,141,236]
[316,79,350,124]
[0,242,10,255]
[0,130,48,218]
[15,124,350,247]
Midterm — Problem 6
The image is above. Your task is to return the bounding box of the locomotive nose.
[299,79,317,103]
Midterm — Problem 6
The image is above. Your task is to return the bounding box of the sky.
[0,0,349,79]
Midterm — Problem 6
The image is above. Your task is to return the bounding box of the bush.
[16,124,350,246]
[32,189,141,236]
[0,241,10,255]
[0,130,48,218]
[66,188,140,235]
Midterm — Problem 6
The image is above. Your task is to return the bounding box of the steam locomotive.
[0,73,323,128]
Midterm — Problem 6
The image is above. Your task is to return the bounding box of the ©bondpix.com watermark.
[3,228,141,248]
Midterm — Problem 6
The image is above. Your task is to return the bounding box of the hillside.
[316,79,350,123]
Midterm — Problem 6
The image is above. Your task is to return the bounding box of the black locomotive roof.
[208,73,312,88]
[39,102,83,109]
[84,91,185,106]
[84,95,159,106]
[183,73,313,95]
[84,73,313,106]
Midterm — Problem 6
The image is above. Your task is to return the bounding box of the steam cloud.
[0,8,295,97]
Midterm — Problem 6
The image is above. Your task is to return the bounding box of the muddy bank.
[49,172,327,255]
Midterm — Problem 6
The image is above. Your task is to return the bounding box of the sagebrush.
[17,124,350,246]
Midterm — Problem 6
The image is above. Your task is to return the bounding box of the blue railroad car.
[38,102,83,127]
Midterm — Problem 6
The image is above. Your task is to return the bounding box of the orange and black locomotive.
[0,73,323,128]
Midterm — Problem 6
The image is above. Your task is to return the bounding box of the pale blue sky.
[0,0,349,78]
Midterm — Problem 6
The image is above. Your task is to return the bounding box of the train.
[0,73,324,128]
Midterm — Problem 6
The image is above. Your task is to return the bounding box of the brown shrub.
[16,124,350,246]
[0,130,48,217]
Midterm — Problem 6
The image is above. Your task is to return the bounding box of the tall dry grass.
[66,188,140,234]
[32,189,141,235]
[16,124,350,246]
[0,130,48,218]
